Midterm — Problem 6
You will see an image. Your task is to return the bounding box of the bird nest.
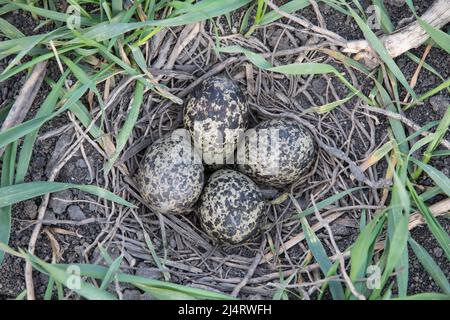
[82,19,392,299]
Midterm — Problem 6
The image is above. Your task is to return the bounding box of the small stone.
[64,163,76,181]
[122,289,141,300]
[386,0,405,6]
[88,202,98,212]
[169,237,177,249]
[23,200,38,219]
[248,294,264,300]
[34,156,46,168]
[433,247,443,258]
[49,190,72,214]
[330,224,351,236]
[67,205,86,221]
[135,264,163,280]
[140,293,155,300]
[136,231,144,241]
[43,210,56,221]
[312,78,327,95]
[429,95,449,117]
[46,134,72,177]
[76,158,87,168]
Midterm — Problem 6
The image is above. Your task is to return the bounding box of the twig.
[263,197,449,270]
[403,43,433,103]
[343,0,450,68]
[362,105,450,149]
[165,22,202,71]
[262,210,345,263]
[266,0,346,46]
[231,238,266,297]
[0,61,47,157]
[310,196,366,300]
[25,139,82,299]
[24,107,104,299]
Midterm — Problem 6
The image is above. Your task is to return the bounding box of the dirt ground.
[0,1,448,299]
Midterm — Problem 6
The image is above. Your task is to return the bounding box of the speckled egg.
[198,169,265,244]
[183,76,248,167]
[137,129,204,214]
[237,119,315,188]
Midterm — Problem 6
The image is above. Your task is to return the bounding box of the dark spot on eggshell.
[198,169,265,244]
[137,130,204,214]
[237,119,316,188]
[183,76,248,167]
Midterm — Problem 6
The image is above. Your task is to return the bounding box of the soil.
[0,1,448,299]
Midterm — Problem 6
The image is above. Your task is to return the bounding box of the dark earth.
[0,0,448,299]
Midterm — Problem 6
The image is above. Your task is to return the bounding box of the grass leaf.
[0,181,135,208]
[409,237,450,294]
[347,6,417,100]
[410,158,450,197]
[105,81,144,173]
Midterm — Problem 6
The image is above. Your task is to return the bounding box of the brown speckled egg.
[237,119,315,188]
[184,76,248,167]
[198,169,265,244]
[137,129,204,214]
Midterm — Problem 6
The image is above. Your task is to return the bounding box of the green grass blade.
[417,78,450,103]
[269,63,370,103]
[15,290,27,300]
[44,277,55,300]
[239,3,255,34]
[300,216,345,300]
[99,255,123,290]
[405,52,446,82]
[216,45,370,103]
[105,81,144,174]
[295,187,365,218]
[347,7,417,100]
[0,17,24,39]
[416,20,450,55]
[391,293,450,300]
[349,212,386,296]
[412,105,450,179]
[15,72,70,184]
[112,0,123,14]
[0,142,17,266]
[23,251,117,300]
[407,181,450,260]
[408,237,450,294]
[374,78,408,153]
[371,213,409,299]
[306,93,356,114]
[0,44,82,83]
[260,0,310,25]
[273,273,296,300]
[51,263,235,299]
[419,186,443,201]
[0,181,135,208]
[372,0,394,33]
[410,158,450,197]
[216,45,273,69]
[10,3,93,26]
[318,259,340,300]
[78,0,252,41]
[0,64,113,150]
[1,33,50,75]
[135,284,199,300]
